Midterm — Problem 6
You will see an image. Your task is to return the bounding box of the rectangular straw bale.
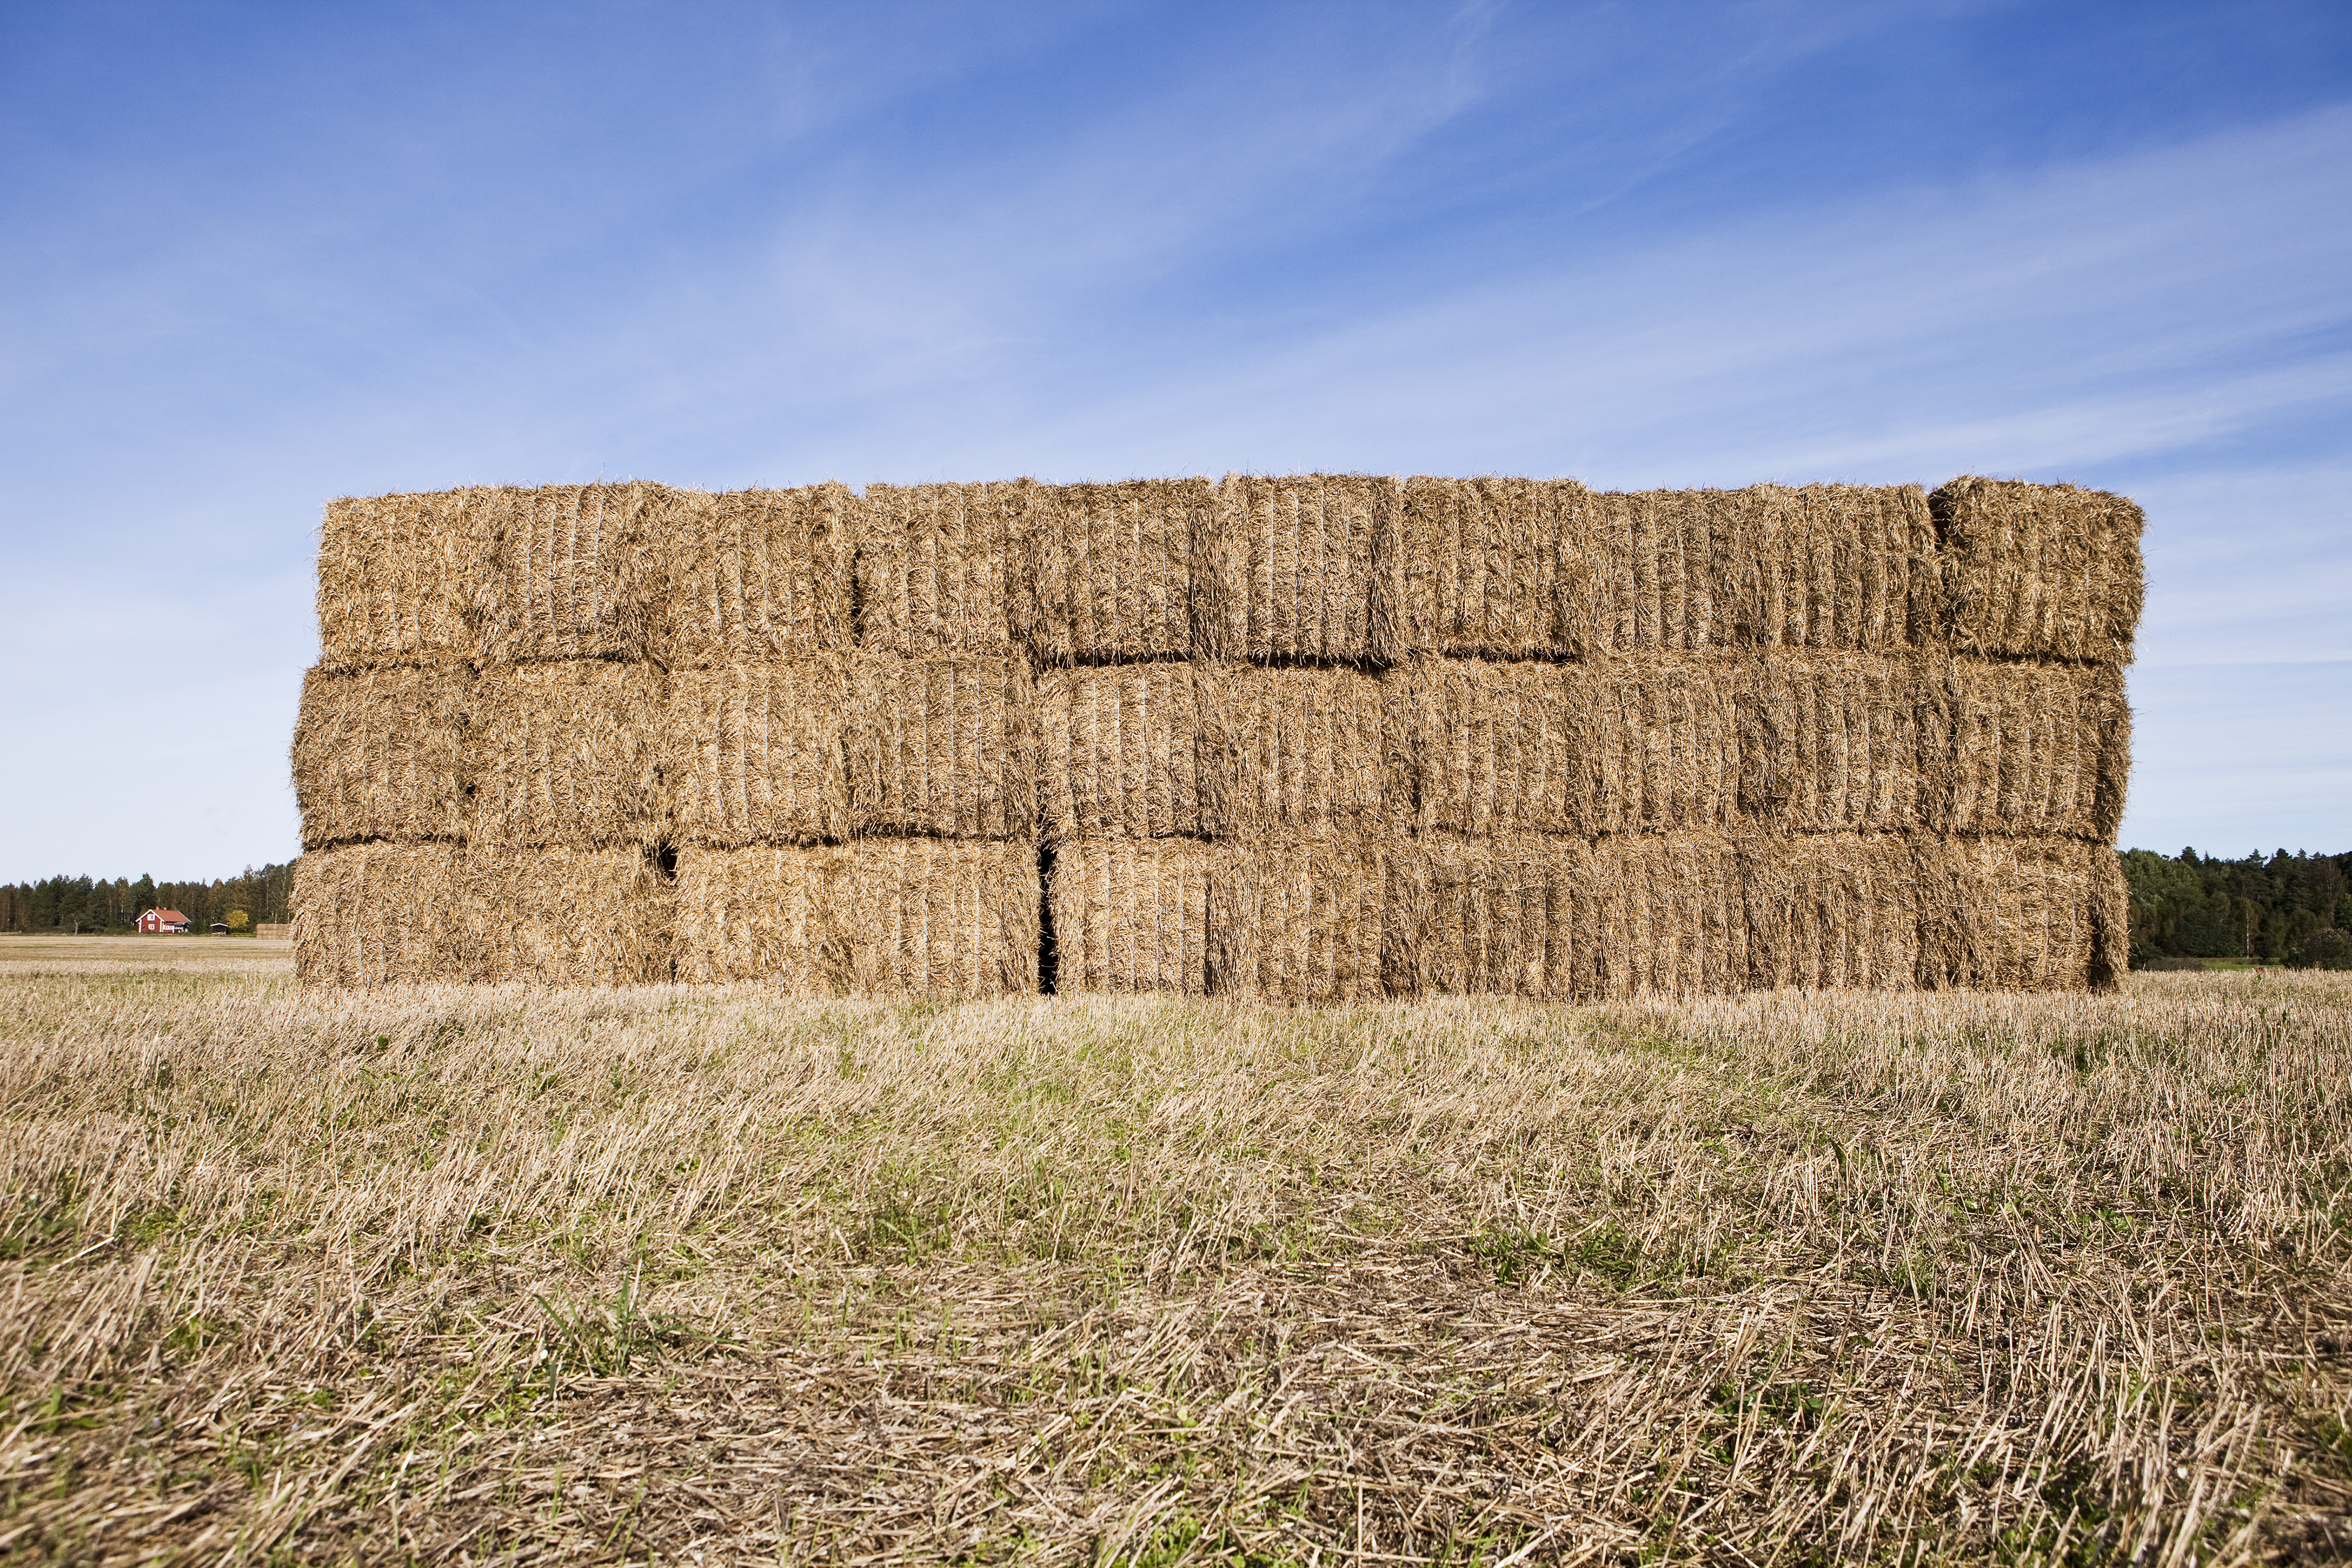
[476,482,679,663]
[469,660,667,848]
[1046,840,1223,994]
[1203,475,1399,663]
[292,841,466,987]
[857,481,1036,657]
[1741,832,1921,991]
[1589,832,1750,997]
[1576,657,1742,835]
[1574,489,1740,655]
[292,662,473,848]
[662,484,855,666]
[457,845,674,986]
[1736,652,1923,832]
[1930,477,2145,663]
[1206,664,1397,840]
[315,488,488,670]
[1913,836,2106,991]
[1396,476,1594,659]
[674,841,1038,995]
[1206,841,1387,1004]
[1039,664,1222,841]
[1917,657,2130,841]
[667,660,849,848]
[848,654,1039,840]
[1724,485,1941,652]
[1023,479,1211,663]
[1383,835,1601,999]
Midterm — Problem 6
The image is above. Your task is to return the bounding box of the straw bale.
[1395,477,1594,660]
[857,481,1036,657]
[292,841,466,987]
[1210,664,1396,840]
[662,484,855,667]
[476,483,680,664]
[667,660,850,848]
[1913,836,2106,991]
[315,488,488,670]
[1736,652,1923,833]
[1917,658,2129,841]
[292,662,473,848]
[1724,485,1940,652]
[2090,845,2128,991]
[1038,664,1222,842]
[457,845,674,986]
[1207,840,1387,1004]
[674,841,1038,996]
[1383,835,1601,999]
[1574,489,1741,656]
[1203,475,1399,663]
[848,654,1038,841]
[1930,477,2145,663]
[1024,480,1211,663]
[1741,832,1921,991]
[469,661,667,849]
[1589,832,1750,997]
[1046,840,1224,995]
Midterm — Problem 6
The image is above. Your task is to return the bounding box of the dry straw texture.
[856,482,1035,657]
[469,661,668,849]
[314,489,486,670]
[665,660,850,848]
[675,841,1039,996]
[1726,484,1941,652]
[1578,489,1740,655]
[1210,841,1388,1005]
[1918,657,2131,841]
[1396,477,1593,660]
[662,484,855,668]
[1383,834,1601,1000]
[1038,664,1221,842]
[291,662,473,848]
[458,845,673,986]
[1204,475,1399,663]
[1742,831,1922,992]
[1736,652,1923,833]
[1023,479,1210,664]
[848,654,1039,841]
[1046,840,1222,995]
[475,483,679,664]
[1590,831,1750,998]
[1931,477,2146,663]
[291,841,465,986]
[1215,665,1395,840]
[1915,836,2122,991]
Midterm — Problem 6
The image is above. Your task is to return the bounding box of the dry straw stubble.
[1932,477,2146,663]
[468,661,668,850]
[667,660,851,848]
[662,483,856,668]
[292,662,473,848]
[1917,657,2131,841]
[1023,478,1210,664]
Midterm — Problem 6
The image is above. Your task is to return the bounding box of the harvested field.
[661,483,856,666]
[1204,473,1398,663]
[5,958,2345,1563]
[468,661,668,849]
[314,488,487,670]
[1932,476,2146,663]
[290,662,473,848]
[475,483,677,664]
[666,660,850,848]
[1736,650,1923,834]
[856,482,1034,657]
[1918,657,2132,841]
[1022,479,1209,663]
[848,654,1039,841]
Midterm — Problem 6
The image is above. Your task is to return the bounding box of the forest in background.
[0,863,295,934]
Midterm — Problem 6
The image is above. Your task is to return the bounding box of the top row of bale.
[317,475,2143,672]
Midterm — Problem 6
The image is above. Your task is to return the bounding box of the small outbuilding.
[138,908,191,934]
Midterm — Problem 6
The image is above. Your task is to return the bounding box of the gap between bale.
[292,662,474,849]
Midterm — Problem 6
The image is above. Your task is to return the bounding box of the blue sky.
[2,1,2346,882]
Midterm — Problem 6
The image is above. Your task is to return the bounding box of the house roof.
[147,908,189,923]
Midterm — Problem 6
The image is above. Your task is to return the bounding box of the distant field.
[1,949,2346,1563]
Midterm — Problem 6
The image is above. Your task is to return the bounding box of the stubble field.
[1,936,2348,1564]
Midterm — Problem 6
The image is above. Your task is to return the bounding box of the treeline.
[2123,847,2351,967]
[0,863,297,934]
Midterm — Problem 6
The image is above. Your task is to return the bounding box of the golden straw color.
[1917,657,2131,841]
[665,660,851,848]
[458,844,674,986]
[1395,477,1595,660]
[1382,833,1601,999]
[1735,651,1924,834]
[1022,479,1212,663]
[1914,836,2125,991]
[1204,475,1401,663]
[1930,477,2146,663]
[674,841,1039,995]
[1741,830,1923,991]
[1575,489,1742,655]
[1208,664,1397,840]
[1208,840,1388,1004]
[475,483,680,664]
[856,481,1038,657]
[314,488,490,669]
[468,661,668,850]
[847,654,1039,841]
[1723,483,1942,652]
[1045,839,1224,995]
[1589,831,1750,998]
[661,483,856,667]
[1038,664,1223,842]
[290,662,473,848]
[291,841,466,986]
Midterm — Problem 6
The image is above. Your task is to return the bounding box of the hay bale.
[1574,489,1742,656]
[2090,846,2128,991]
[1207,840,1387,1004]
[1736,652,1923,833]
[847,654,1038,841]
[1395,477,1595,660]
[1203,475,1400,663]
[1916,658,2129,841]
[1913,836,2108,991]
[662,484,856,666]
[1741,831,1921,991]
[476,483,679,664]
[469,661,668,849]
[1589,832,1749,997]
[1382,834,1601,999]
[292,841,466,986]
[458,845,674,986]
[292,662,473,848]
[315,489,488,670]
[1724,485,1941,652]
[1038,664,1222,842]
[1023,479,1212,663]
[857,481,1035,657]
[675,841,1038,996]
[1930,477,2145,663]
[1210,664,1396,840]
[667,660,850,847]
[1045,840,1223,994]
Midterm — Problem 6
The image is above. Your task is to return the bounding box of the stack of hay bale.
[293,471,2138,996]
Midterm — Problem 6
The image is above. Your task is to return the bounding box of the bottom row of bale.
[294,832,2125,997]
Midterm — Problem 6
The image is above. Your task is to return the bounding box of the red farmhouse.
[137,908,191,934]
